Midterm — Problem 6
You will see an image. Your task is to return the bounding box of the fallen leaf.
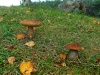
[47,19,51,23]
[8,56,15,65]
[86,29,94,33]
[25,41,35,47]
[43,54,47,59]
[93,20,97,24]
[26,10,30,13]
[97,21,100,25]
[16,34,25,40]
[60,53,66,60]
[96,58,100,66]
[54,62,62,67]
[93,20,100,25]
[0,17,3,22]
[49,72,55,75]
[10,18,15,22]
[4,45,14,51]
[96,58,100,63]
[93,48,99,51]
[8,45,14,51]
[61,62,66,66]
[20,61,36,75]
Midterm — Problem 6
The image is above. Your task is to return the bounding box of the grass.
[0,1,100,75]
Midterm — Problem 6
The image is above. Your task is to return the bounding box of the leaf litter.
[8,56,16,65]
[25,41,35,47]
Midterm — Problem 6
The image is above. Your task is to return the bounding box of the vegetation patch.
[0,1,100,75]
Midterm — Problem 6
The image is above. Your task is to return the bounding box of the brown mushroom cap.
[65,42,84,50]
[20,20,41,27]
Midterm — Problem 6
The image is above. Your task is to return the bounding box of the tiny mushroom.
[65,42,84,61]
[20,20,42,39]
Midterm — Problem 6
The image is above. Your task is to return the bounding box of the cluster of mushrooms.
[20,19,84,63]
[20,20,42,39]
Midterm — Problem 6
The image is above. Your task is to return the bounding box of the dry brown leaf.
[8,56,15,65]
[4,45,14,51]
[8,45,14,51]
[20,61,36,75]
[95,21,100,25]
[61,62,66,66]
[43,54,47,59]
[54,62,62,67]
[25,41,35,47]
[26,10,30,13]
[0,17,3,22]
[93,20,97,24]
[47,19,51,23]
[59,53,66,60]
[97,22,100,25]
[93,20,100,25]
[86,29,94,33]
[96,58,100,66]
[16,34,25,40]
[93,48,99,51]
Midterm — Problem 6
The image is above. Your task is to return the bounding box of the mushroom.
[20,20,41,39]
[65,42,84,61]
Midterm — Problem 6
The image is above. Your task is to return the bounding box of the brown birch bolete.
[65,42,84,62]
[20,20,41,39]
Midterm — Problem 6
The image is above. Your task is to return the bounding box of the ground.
[0,1,100,75]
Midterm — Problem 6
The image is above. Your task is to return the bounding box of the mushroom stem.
[27,26,34,39]
[67,50,79,61]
